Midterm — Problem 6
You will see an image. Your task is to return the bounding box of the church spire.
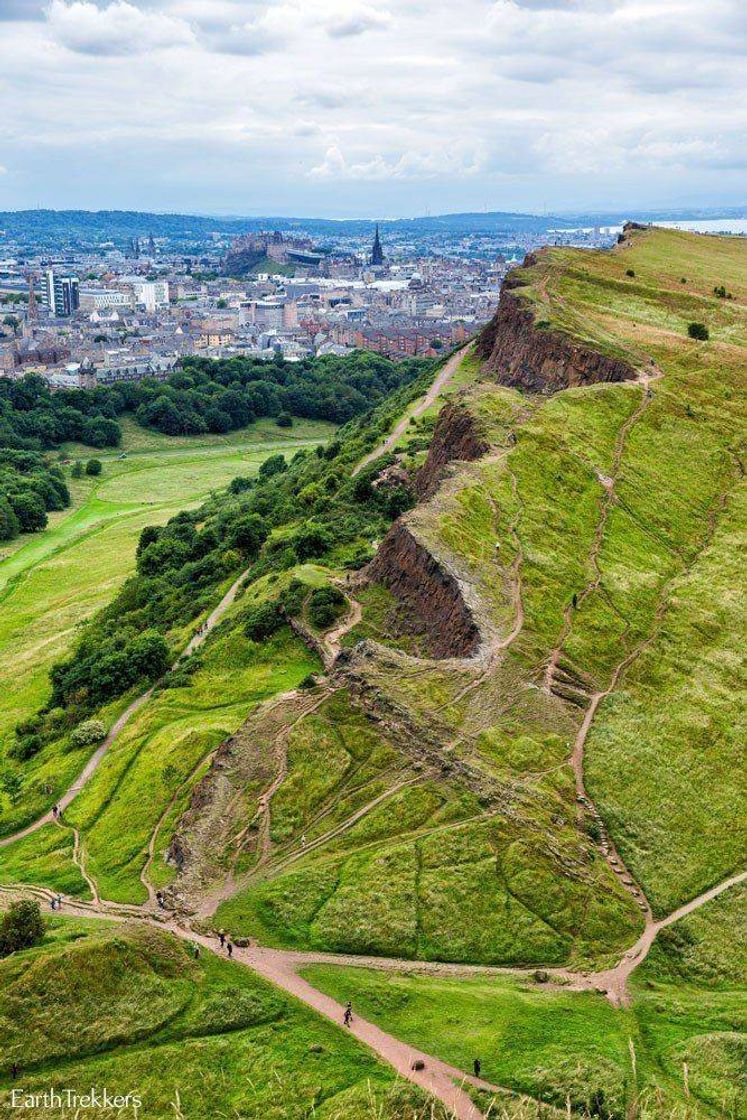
[370,223,384,266]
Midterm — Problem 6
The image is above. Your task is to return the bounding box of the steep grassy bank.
[0,920,448,1119]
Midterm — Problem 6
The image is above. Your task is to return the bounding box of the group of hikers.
[217,929,234,956]
[49,893,63,910]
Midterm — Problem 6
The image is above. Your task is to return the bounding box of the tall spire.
[370,223,384,266]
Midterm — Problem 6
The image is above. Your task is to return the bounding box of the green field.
[0,418,333,803]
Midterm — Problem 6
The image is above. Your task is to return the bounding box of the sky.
[0,0,745,218]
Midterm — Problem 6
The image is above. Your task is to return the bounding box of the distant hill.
[1,205,743,248]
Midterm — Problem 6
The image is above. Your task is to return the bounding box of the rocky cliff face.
[476,281,638,394]
[415,400,490,500]
[366,521,480,658]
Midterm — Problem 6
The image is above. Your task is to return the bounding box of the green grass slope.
[213,228,744,971]
[0,920,447,1120]
[0,422,330,837]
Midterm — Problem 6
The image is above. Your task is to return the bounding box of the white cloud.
[46,0,194,55]
[0,0,743,213]
[308,144,483,181]
[326,5,392,38]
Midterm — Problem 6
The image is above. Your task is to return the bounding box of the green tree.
[85,458,103,476]
[71,460,84,479]
[0,900,44,957]
[259,453,287,480]
[0,768,22,806]
[229,513,269,556]
[9,491,47,532]
[0,498,19,541]
[687,322,709,341]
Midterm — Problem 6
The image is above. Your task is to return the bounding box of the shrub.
[7,734,42,762]
[307,586,346,629]
[244,601,283,641]
[70,719,108,748]
[292,524,332,562]
[276,411,293,428]
[278,579,307,617]
[85,458,102,476]
[258,453,287,480]
[9,491,47,532]
[687,322,709,341]
[0,900,44,957]
[228,513,269,556]
[0,498,19,541]
[625,269,635,277]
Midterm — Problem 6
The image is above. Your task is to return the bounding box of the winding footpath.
[0,566,250,852]
[353,343,471,477]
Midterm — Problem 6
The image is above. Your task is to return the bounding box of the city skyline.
[0,0,745,218]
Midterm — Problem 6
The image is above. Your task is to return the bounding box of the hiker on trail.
[473,1058,481,1079]
[156,890,165,909]
[226,941,233,958]
[343,1002,353,1027]
[56,895,63,910]
[301,834,306,849]
[50,897,56,910]
[218,930,226,948]
[52,805,59,819]
[572,593,578,609]
[193,944,200,960]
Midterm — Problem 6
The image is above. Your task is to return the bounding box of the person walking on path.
[473,1058,481,1079]
[218,929,225,948]
[343,1002,353,1027]
[226,941,233,958]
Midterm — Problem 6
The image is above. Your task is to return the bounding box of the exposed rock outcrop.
[415,400,489,500]
[366,521,480,658]
[476,283,638,394]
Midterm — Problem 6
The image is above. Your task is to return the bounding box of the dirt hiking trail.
[353,343,472,477]
[0,567,250,852]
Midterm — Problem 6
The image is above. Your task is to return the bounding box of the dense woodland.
[0,352,431,540]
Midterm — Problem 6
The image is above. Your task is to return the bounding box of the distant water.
[657,219,747,235]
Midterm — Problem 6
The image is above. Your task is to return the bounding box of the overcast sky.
[0,0,744,217]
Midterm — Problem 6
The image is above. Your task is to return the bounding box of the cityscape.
[0,212,632,388]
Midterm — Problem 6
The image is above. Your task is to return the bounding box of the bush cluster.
[0,449,70,539]
[0,900,44,957]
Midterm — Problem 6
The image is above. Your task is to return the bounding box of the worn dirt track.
[353,344,471,477]
[0,567,250,852]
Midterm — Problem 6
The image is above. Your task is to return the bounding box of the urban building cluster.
[0,217,623,390]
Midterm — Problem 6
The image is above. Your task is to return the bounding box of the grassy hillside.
[210,227,744,972]
[0,421,331,835]
[304,887,745,1119]
[0,227,742,1119]
[0,919,448,1119]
